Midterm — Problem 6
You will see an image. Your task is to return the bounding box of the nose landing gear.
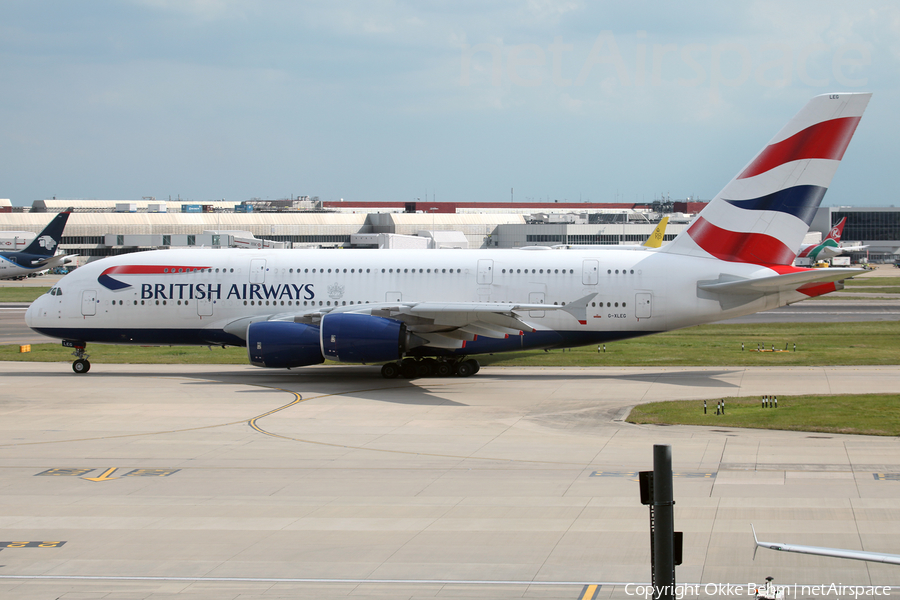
[70,344,90,374]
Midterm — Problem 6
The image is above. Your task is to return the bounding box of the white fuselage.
[26,247,793,354]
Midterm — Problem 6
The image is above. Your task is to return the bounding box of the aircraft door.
[477,259,493,284]
[528,291,545,318]
[197,296,213,317]
[250,259,266,284]
[582,259,599,285]
[81,290,97,316]
[635,293,652,318]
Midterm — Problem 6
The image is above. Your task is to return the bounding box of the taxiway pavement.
[1,363,900,599]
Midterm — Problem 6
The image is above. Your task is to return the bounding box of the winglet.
[752,524,759,561]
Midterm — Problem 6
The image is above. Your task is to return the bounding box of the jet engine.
[247,321,324,368]
[321,313,423,364]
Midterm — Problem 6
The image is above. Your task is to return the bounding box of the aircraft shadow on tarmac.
[9,364,742,408]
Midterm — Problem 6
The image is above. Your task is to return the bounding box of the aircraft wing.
[698,268,865,295]
[752,525,900,565]
[226,294,596,348]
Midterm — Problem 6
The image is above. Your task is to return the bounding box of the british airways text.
[141,283,315,301]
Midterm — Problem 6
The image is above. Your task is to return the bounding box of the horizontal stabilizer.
[699,268,864,295]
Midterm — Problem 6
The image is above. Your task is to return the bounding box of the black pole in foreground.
[653,444,676,600]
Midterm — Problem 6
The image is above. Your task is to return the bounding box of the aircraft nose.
[24,295,42,329]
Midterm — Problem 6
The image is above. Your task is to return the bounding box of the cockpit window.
[49,287,61,296]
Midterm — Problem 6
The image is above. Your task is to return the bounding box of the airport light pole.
[640,444,679,600]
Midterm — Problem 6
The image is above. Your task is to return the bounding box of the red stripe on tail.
[687,217,796,265]
[738,117,861,179]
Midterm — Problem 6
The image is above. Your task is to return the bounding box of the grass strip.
[0,287,50,302]
[5,321,900,367]
[627,394,900,436]
[845,277,900,287]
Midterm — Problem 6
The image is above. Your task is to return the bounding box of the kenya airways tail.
[797,216,868,261]
[661,93,870,297]
[662,93,870,267]
[824,217,848,244]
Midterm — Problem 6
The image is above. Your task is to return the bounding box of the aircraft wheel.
[435,362,452,377]
[415,360,433,378]
[381,363,400,379]
[471,359,480,374]
[400,361,418,379]
[456,359,477,378]
[73,359,91,374]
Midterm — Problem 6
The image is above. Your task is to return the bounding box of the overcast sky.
[2,1,898,207]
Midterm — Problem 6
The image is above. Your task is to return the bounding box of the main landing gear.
[71,344,90,374]
[380,357,480,379]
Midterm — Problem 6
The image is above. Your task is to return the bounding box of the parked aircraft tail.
[825,216,847,242]
[662,93,871,266]
[21,209,71,257]
[642,217,669,248]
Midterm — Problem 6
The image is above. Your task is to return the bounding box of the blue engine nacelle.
[321,313,411,364]
[247,321,324,368]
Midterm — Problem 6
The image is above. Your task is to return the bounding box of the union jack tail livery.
[663,93,871,266]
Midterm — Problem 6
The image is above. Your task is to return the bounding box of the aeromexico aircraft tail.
[24,94,872,376]
[662,93,870,267]
[1,209,75,280]
[22,210,71,257]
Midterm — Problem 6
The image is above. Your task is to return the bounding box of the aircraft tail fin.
[22,209,71,257]
[642,217,669,248]
[661,93,871,266]
[824,216,847,242]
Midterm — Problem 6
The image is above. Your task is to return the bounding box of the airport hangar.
[2,198,899,265]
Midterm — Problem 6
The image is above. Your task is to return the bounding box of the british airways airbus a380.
[26,93,871,376]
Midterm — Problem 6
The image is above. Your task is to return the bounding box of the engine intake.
[247,321,324,368]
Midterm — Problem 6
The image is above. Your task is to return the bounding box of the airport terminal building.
[1,198,898,265]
